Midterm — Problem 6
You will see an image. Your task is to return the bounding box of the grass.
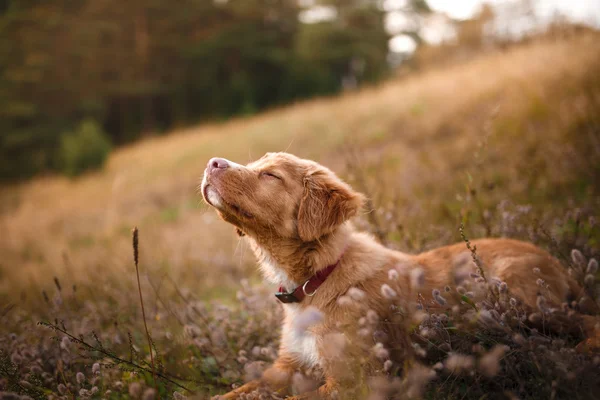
[0,32,599,399]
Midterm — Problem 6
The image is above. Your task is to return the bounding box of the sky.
[388,0,600,52]
[427,0,600,24]
[298,1,600,53]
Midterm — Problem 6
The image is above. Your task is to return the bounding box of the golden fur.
[201,152,597,399]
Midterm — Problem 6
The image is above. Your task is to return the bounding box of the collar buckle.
[274,254,343,304]
[275,291,300,303]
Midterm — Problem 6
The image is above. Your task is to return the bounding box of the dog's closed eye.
[260,171,282,180]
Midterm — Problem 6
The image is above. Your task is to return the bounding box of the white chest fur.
[250,241,321,367]
[280,304,321,368]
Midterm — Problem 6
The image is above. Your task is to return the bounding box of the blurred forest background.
[2,0,597,180]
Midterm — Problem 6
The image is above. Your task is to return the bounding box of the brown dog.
[201,152,597,399]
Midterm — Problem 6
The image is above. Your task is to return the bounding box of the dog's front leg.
[287,377,339,400]
[213,354,299,399]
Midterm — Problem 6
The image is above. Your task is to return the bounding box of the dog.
[201,152,598,399]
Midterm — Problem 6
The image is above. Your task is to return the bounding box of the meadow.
[1,32,599,399]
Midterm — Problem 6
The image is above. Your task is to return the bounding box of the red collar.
[275,259,341,304]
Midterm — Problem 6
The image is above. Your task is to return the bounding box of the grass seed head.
[381,284,397,299]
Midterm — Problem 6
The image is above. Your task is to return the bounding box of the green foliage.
[58,119,111,177]
[0,0,394,181]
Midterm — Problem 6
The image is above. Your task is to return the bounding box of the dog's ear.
[297,169,364,242]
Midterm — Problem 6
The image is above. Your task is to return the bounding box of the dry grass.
[0,33,599,399]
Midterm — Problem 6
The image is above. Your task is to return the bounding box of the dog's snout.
[208,157,229,173]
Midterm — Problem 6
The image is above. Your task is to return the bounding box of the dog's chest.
[281,305,321,368]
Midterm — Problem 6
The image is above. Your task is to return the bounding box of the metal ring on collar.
[302,280,317,297]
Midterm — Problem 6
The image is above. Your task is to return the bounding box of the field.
[1,33,600,399]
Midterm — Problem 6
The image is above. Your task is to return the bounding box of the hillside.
[2,33,599,293]
[0,33,599,398]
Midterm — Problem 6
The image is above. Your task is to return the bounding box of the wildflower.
[90,387,99,395]
[571,249,585,267]
[367,309,379,324]
[405,364,436,399]
[381,284,397,299]
[536,278,545,287]
[92,363,100,375]
[456,286,466,295]
[348,287,366,301]
[358,328,371,337]
[373,343,389,360]
[76,372,85,384]
[479,345,509,377]
[293,306,323,334]
[183,324,200,338]
[383,360,393,372]
[412,311,429,324]
[410,268,425,289]
[173,392,186,400]
[528,313,542,323]
[479,310,500,329]
[509,298,517,307]
[60,337,70,352]
[536,296,547,312]
[532,268,540,274]
[419,327,432,339]
[513,334,526,345]
[336,296,353,306]
[388,269,399,281]
[432,289,447,306]
[128,382,142,398]
[57,384,67,395]
[142,388,156,400]
[588,259,598,274]
[260,347,274,358]
[244,361,266,381]
[445,353,475,374]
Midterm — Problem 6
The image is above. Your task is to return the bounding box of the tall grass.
[0,33,599,399]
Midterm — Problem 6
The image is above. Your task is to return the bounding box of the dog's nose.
[208,157,229,173]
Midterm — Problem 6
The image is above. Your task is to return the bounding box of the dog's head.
[201,152,364,242]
